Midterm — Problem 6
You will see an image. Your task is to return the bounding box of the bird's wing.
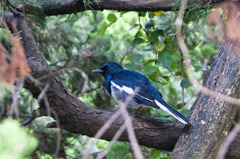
[110,78,159,109]
[111,71,189,125]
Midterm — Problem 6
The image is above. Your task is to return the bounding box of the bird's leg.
[134,106,142,115]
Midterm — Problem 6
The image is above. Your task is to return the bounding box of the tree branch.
[20,0,225,16]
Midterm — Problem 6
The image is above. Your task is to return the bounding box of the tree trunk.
[171,41,240,158]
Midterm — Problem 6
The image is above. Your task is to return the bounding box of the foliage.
[0,1,219,158]
[106,142,133,159]
[0,119,38,159]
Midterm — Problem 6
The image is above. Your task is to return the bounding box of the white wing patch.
[154,99,188,125]
[136,93,153,102]
[111,81,134,94]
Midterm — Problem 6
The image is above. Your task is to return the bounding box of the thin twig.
[119,100,144,159]
[96,124,127,159]
[37,84,49,103]
[8,79,24,118]
[82,110,122,159]
[43,95,62,158]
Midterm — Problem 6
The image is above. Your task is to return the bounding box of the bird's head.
[92,62,124,76]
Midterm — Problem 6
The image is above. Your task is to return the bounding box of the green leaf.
[145,20,154,29]
[144,59,156,65]
[124,63,135,70]
[162,76,170,82]
[159,56,173,67]
[96,140,109,149]
[107,142,132,159]
[131,38,144,45]
[0,120,38,158]
[150,11,164,16]
[130,54,142,62]
[171,53,181,61]
[189,50,197,56]
[160,82,168,86]
[148,74,157,82]
[97,29,104,37]
[158,50,170,58]
[107,13,117,22]
[194,66,202,72]
[129,24,140,30]
[170,61,177,70]
[151,149,160,159]
[101,21,108,29]
[150,30,164,42]
[180,78,191,88]
[135,31,143,38]
[154,41,164,51]
[126,54,133,60]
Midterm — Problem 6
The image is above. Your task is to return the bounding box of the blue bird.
[92,62,189,125]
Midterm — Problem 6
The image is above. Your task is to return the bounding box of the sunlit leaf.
[170,61,177,70]
[101,21,108,29]
[144,59,156,65]
[97,29,104,37]
[150,11,164,16]
[107,13,117,22]
[154,41,164,51]
[135,31,143,38]
[151,149,160,159]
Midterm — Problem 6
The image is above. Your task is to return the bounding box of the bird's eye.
[102,65,111,71]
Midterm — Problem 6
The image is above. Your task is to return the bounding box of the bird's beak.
[92,68,103,73]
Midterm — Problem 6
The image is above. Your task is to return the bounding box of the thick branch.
[4,12,185,151]
[22,0,225,16]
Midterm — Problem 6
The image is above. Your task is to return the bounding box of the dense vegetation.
[2,0,237,158]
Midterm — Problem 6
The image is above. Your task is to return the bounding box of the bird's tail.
[154,99,189,125]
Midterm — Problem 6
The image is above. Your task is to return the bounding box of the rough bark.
[171,41,240,158]
[21,0,224,16]
[4,12,186,151]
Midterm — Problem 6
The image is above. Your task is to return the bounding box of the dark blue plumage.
[92,62,189,125]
